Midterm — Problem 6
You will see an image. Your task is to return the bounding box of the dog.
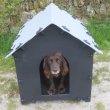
[43,52,69,95]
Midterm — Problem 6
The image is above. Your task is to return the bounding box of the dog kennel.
[6,3,102,104]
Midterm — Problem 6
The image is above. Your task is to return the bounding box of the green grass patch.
[104,78,110,82]
[0,33,15,73]
[92,65,109,85]
[45,102,52,109]
[96,102,105,110]
[0,55,15,74]
[35,106,44,110]
[94,51,110,63]
[0,77,19,98]
[66,99,80,104]
[95,66,109,74]
[7,98,17,110]
[88,20,110,50]
[0,33,15,54]
[92,74,101,85]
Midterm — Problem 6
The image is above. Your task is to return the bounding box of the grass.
[35,106,44,110]
[93,49,110,84]
[35,101,52,110]
[0,96,2,103]
[88,19,110,50]
[104,78,110,82]
[95,66,109,74]
[7,98,17,110]
[45,102,52,108]
[0,33,15,73]
[92,74,101,85]
[0,33,15,54]
[0,77,19,98]
[96,102,105,110]
[92,65,109,85]
[0,55,15,74]
[94,51,110,63]
[66,99,79,104]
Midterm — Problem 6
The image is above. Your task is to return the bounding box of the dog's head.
[43,52,69,78]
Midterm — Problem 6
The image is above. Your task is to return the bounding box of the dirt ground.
[0,53,110,110]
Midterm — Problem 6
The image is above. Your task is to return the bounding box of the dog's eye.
[49,59,53,63]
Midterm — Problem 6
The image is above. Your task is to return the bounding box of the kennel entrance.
[39,56,70,95]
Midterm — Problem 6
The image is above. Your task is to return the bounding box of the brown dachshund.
[43,52,69,95]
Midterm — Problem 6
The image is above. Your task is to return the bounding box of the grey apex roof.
[6,3,102,58]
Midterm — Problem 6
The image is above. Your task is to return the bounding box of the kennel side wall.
[13,24,95,104]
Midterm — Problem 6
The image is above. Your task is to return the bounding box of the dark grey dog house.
[6,3,102,104]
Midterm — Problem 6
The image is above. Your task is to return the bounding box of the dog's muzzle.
[51,71,60,77]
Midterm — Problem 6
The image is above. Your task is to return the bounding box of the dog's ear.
[55,52,69,76]
[43,56,50,79]
[43,56,47,69]
[61,57,69,76]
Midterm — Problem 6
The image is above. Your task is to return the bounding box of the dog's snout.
[53,70,57,72]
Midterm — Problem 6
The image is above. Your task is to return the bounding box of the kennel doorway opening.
[39,57,70,95]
